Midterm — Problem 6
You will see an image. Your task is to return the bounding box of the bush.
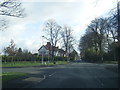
[54,56,67,61]
[2,55,41,62]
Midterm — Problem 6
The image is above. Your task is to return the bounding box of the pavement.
[2,62,118,88]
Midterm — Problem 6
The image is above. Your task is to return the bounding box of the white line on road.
[44,75,46,79]
[49,72,56,77]
[88,69,104,87]
[94,76,104,87]
[97,78,104,87]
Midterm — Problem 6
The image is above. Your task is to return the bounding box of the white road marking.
[88,69,104,87]
[44,75,46,79]
[49,72,56,76]
[94,76,104,87]
[97,78,104,86]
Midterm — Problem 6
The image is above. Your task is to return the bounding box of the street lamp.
[41,36,44,64]
[42,36,51,63]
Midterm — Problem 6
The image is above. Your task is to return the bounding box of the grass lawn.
[2,61,69,67]
[103,61,118,64]
[2,72,27,84]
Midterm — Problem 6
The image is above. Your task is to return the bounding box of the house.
[38,45,49,56]
[38,42,66,57]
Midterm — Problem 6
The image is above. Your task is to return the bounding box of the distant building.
[38,42,66,57]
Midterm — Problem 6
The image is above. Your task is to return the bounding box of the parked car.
[74,60,82,63]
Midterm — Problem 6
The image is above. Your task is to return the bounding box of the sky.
[0,0,117,54]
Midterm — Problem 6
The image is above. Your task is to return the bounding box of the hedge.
[2,55,68,62]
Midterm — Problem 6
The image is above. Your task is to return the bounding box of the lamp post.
[41,36,44,64]
[42,36,51,63]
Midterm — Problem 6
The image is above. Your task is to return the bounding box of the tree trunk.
[99,41,103,62]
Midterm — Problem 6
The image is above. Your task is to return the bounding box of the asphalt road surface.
[2,62,118,88]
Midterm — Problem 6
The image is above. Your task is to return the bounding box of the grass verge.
[2,61,69,67]
[56,61,69,64]
[102,61,118,64]
[2,72,27,84]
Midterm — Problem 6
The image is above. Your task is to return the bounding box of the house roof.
[38,42,66,53]
[58,49,66,53]
[38,45,48,51]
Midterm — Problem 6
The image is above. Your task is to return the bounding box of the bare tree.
[3,39,17,56]
[0,18,8,31]
[61,25,75,61]
[0,0,25,18]
[43,19,62,61]
[107,11,118,43]
[0,0,25,31]
[104,12,118,61]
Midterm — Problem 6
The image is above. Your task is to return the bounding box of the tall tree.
[107,10,117,43]
[105,10,118,61]
[79,31,101,62]
[43,19,62,61]
[61,25,75,61]
[79,32,98,54]
[87,18,108,61]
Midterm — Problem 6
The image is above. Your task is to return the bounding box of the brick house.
[38,42,66,57]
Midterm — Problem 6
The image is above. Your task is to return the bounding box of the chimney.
[47,42,51,46]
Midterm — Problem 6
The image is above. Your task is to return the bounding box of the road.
[2,62,118,88]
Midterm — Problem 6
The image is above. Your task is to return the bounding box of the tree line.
[79,8,118,62]
[2,39,77,62]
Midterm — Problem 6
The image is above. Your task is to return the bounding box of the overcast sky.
[0,0,117,54]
